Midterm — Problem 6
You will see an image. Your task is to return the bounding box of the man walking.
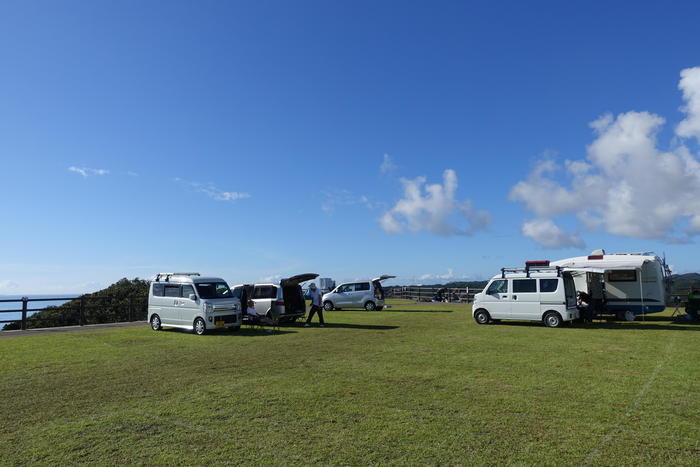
[305,282,325,327]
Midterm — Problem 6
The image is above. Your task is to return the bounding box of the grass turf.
[1,300,699,464]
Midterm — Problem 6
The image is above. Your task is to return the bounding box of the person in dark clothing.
[305,283,325,327]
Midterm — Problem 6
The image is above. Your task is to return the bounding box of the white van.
[148,272,242,335]
[472,262,578,327]
[322,275,395,311]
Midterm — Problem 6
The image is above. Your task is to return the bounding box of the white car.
[472,262,578,327]
[148,272,242,335]
[322,275,395,311]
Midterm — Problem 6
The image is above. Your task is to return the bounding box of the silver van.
[231,273,318,323]
[322,275,395,311]
[148,272,242,335]
[472,263,578,327]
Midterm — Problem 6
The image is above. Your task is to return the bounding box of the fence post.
[21,297,28,330]
[128,297,133,322]
[79,297,84,326]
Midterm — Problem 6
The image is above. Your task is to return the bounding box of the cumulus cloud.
[380,169,491,236]
[419,268,457,281]
[321,189,381,212]
[68,166,109,177]
[380,153,396,174]
[175,178,250,202]
[510,66,700,247]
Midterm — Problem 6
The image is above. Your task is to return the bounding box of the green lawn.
[1,300,699,465]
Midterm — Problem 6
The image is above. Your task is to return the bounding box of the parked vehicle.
[322,275,395,311]
[472,262,579,327]
[231,273,318,323]
[551,250,671,320]
[148,272,242,335]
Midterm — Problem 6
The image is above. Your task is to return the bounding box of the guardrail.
[0,296,148,331]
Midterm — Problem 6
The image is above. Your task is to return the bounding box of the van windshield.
[195,282,232,299]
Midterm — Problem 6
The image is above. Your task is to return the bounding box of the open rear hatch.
[280,273,319,318]
[371,275,396,300]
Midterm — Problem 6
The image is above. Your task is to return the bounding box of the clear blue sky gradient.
[2,1,700,293]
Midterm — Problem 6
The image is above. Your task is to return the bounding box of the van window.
[152,283,164,296]
[513,279,536,293]
[485,280,508,294]
[164,285,180,297]
[355,282,370,291]
[196,282,232,299]
[608,270,637,282]
[253,286,277,299]
[181,285,195,298]
[539,279,558,293]
[337,284,354,293]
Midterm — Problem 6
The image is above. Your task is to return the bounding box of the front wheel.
[474,309,490,325]
[193,317,206,335]
[323,301,334,311]
[364,301,376,311]
[150,314,162,331]
[544,311,562,328]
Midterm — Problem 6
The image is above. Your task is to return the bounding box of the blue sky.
[2,1,700,294]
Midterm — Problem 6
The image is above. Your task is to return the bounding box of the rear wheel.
[323,301,334,311]
[474,309,490,325]
[544,311,562,328]
[624,310,636,322]
[193,317,206,335]
[150,314,161,331]
[364,301,376,311]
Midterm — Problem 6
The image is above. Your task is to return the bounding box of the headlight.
[205,303,213,313]
[233,303,240,311]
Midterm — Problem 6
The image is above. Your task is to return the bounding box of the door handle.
[513,295,518,300]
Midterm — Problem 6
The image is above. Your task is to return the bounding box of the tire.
[150,314,162,331]
[624,310,636,322]
[544,311,562,328]
[323,301,334,311]
[474,309,490,325]
[375,305,384,311]
[193,317,206,335]
[364,301,376,311]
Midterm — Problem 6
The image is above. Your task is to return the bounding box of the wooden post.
[21,297,28,330]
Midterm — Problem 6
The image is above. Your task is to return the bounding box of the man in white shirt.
[304,283,325,327]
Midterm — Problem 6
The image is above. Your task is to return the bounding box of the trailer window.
[539,279,558,293]
[513,279,537,293]
[608,270,637,282]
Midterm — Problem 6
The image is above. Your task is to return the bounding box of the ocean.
[0,295,80,325]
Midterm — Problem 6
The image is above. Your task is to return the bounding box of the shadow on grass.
[384,309,454,313]
[487,321,700,332]
[293,323,400,331]
[160,328,297,337]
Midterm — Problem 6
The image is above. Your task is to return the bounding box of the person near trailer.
[589,275,605,320]
[304,282,325,327]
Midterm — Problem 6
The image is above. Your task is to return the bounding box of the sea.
[0,295,79,325]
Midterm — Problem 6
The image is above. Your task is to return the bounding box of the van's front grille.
[215,314,238,324]
[214,306,236,312]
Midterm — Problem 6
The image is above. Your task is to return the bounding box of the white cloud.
[258,274,281,283]
[68,166,109,177]
[381,169,491,236]
[510,67,700,247]
[380,153,396,174]
[321,189,380,212]
[175,179,250,202]
[522,219,585,249]
[676,67,700,142]
[0,280,19,293]
[419,268,456,281]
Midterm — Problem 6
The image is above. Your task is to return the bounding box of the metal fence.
[385,286,483,303]
[0,296,148,331]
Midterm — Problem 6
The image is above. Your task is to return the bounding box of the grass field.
[1,300,699,465]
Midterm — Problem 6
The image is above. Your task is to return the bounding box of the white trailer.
[551,250,671,320]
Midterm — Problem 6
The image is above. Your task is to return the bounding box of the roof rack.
[153,272,200,282]
[501,265,562,279]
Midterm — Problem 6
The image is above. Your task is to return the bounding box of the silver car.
[231,273,318,323]
[322,275,395,311]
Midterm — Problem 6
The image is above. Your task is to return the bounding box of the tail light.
[274,300,284,306]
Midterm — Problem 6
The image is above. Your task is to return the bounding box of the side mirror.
[189,294,197,301]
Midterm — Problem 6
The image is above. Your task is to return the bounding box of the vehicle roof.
[490,271,563,280]
[153,276,227,284]
[551,253,656,270]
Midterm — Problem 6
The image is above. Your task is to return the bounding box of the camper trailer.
[551,250,671,320]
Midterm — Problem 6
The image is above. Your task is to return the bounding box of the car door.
[179,284,199,326]
[480,279,511,319]
[511,279,540,320]
[253,285,276,315]
[333,283,354,306]
[162,284,181,325]
[348,282,370,306]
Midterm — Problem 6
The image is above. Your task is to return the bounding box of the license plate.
[215,320,224,327]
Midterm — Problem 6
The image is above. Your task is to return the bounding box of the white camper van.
[148,273,242,335]
[551,250,670,320]
[472,261,579,327]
